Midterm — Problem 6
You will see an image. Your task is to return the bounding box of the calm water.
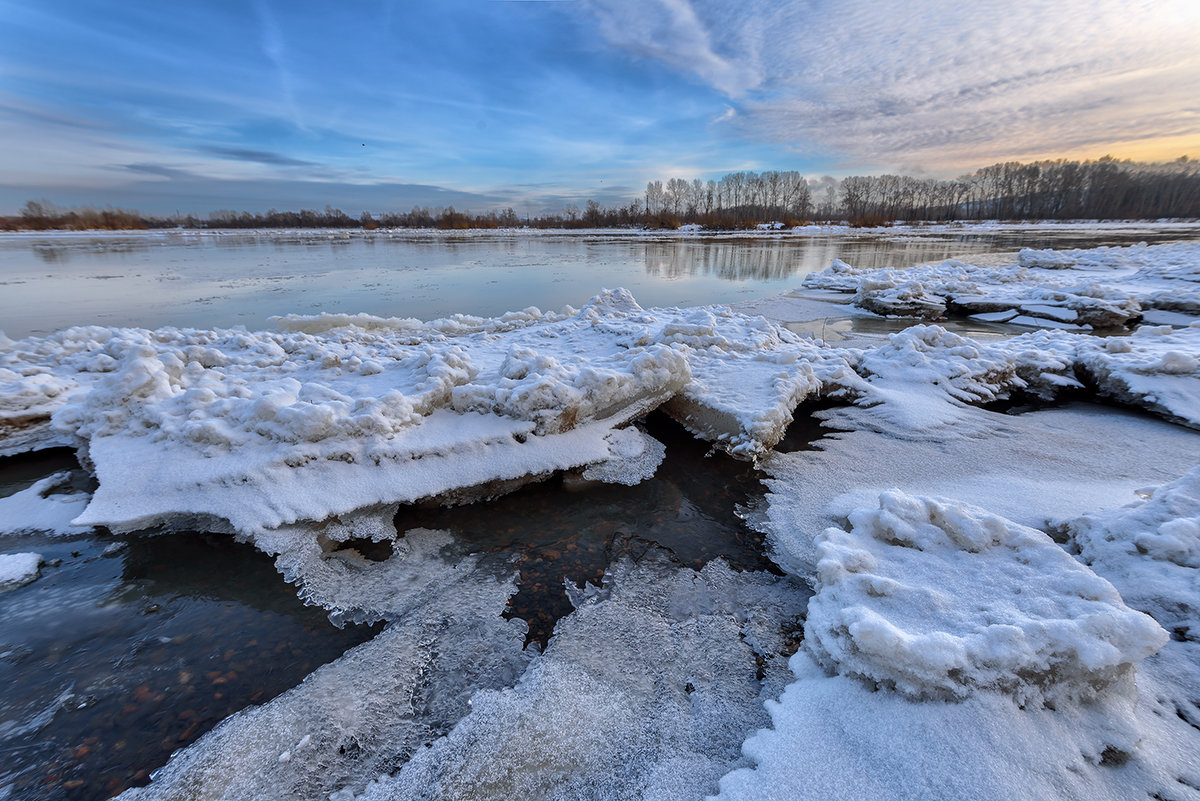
[2,224,1198,799]
[2,224,1198,337]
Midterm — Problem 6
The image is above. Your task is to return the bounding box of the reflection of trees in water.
[641,241,803,281]
[31,245,69,264]
[30,239,150,264]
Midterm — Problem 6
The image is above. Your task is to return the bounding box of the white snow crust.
[0,551,41,591]
[0,289,852,535]
[805,490,1165,703]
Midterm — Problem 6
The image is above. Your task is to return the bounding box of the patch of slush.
[351,557,808,801]
[0,551,41,591]
[805,491,1165,704]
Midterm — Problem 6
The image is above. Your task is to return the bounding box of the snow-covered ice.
[803,241,1200,329]
[0,552,41,591]
[805,490,1165,704]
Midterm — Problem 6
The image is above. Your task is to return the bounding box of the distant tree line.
[3,156,1198,232]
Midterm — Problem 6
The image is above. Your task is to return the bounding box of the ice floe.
[0,290,852,536]
[0,551,41,591]
[803,241,1200,329]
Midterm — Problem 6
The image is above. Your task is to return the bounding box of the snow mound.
[0,552,41,592]
[804,490,1167,704]
[1061,465,1200,637]
[354,558,808,801]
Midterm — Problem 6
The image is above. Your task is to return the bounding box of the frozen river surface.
[3,222,1198,337]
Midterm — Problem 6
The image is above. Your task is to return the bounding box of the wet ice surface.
[0,465,381,800]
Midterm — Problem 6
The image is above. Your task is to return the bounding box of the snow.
[1060,465,1200,641]
[0,290,857,535]
[804,490,1165,704]
[0,471,92,535]
[804,241,1200,329]
[0,552,41,591]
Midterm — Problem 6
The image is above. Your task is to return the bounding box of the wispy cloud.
[195,146,319,168]
[583,0,1200,170]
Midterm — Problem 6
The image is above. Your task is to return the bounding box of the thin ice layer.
[118,529,532,801]
[354,557,808,801]
[804,490,1166,704]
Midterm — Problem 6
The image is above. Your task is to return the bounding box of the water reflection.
[2,227,1197,338]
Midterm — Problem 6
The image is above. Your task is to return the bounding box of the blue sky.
[2,0,1198,215]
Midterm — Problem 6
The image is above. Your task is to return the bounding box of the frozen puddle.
[1,242,1199,801]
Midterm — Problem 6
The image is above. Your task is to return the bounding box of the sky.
[2,0,1199,215]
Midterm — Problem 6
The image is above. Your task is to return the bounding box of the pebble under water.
[0,411,834,800]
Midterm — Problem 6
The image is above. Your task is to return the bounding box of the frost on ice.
[352,557,807,801]
[804,490,1166,704]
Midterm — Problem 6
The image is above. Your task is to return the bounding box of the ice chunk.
[835,325,1077,438]
[803,240,1200,327]
[1060,465,1200,636]
[0,471,92,536]
[1073,323,1200,429]
[804,490,1166,704]
[580,426,666,485]
[0,552,41,591]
